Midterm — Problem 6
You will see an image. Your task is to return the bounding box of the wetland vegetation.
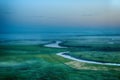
[0,37,120,80]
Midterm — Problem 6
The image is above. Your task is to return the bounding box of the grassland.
[0,44,71,80]
[0,39,120,80]
[66,51,120,63]
[60,38,120,63]
[60,38,120,51]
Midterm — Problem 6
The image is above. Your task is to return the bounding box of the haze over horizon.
[0,0,120,34]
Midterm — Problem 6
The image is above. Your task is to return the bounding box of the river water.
[44,41,120,66]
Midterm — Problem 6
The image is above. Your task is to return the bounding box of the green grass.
[0,45,66,55]
[0,44,71,80]
[0,60,71,80]
[67,51,120,63]
[70,69,120,80]
[60,39,120,63]
[0,44,68,63]
[60,39,120,51]
[0,39,120,80]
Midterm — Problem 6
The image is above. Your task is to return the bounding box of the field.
[60,38,120,63]
[0,38,120,80]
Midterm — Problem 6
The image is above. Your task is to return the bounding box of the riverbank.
[44,41,120,66]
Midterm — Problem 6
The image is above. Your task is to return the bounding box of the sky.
[0,0,120,33]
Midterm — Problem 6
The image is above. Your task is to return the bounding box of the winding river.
[44,41,120,66]
[44,41,66,48]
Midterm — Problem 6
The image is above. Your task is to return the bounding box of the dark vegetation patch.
[0,60,71,80]
[60,39,120,63]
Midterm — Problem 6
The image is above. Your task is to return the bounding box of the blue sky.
[2,0,118,26]
[1,0,120,33]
